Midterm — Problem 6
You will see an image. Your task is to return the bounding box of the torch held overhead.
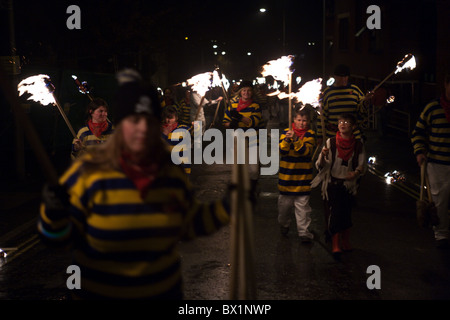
[371,54,416,94]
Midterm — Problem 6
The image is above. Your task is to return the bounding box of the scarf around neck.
[292,125,308,140]
[237,98,253,112]
[440,95,450,123]
[88,120,108,138]
[162,122,178,133]
[119,152,159,198]
[336,131,355,161]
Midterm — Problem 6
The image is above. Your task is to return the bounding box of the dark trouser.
[327,182,353,235]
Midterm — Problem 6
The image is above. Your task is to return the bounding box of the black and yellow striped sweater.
[162,124,192,175]
[278,129,316,196]
[317,84,365,139]
[223,100,262,130]
[411,98,450,166]
[38,155,229,299]
[71,121,114,159]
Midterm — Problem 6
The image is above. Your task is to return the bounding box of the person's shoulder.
[350,83,364,93]
[77,125,89,134]
[422,98,441,113]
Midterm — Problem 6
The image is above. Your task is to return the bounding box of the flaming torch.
[261,55,295,129]
[72,75,93,101]
[186,70,226,122]
[371,54,416,94]
[186,71,214,121]
[210,68,230,128]
[291,78,323,107]
[18,74,77,139]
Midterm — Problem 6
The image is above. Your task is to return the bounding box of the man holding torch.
[411,72,450,249]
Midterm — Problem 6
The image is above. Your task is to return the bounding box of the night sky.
[9,0,323,83]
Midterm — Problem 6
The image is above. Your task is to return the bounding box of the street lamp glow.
[213,44,218,49]
[221,51,226,55]
[260,8,266,13]
[247,52,252,56]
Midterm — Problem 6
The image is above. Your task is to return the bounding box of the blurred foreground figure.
[38,70,230,299]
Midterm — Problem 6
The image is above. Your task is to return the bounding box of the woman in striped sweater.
[411,72,450,249]
[39,70,230,299]
[71,98,114,160]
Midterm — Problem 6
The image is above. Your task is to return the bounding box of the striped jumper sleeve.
[38,157,230,299]
[411,99,450,165]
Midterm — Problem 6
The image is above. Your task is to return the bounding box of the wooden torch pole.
[44,78,77,139]
[288,72,293,131]
[229,136,256,300]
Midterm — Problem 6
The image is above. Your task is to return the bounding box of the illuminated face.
[164,114,177,125]
[338,118,354,134]
[334,75,348,87]
[240,87,252,101]
[293,114,309,130]
[122,115,150,156]
[91,106,108,123]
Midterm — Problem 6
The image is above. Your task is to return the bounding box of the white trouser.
[278,194,313,238]
[427,162,450,240]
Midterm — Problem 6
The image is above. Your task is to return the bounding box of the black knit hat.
[239,80,253,89]
[113,69,161,123]
[334,64,350,77]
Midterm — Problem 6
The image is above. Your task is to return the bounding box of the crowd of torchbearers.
[4,51,448,300]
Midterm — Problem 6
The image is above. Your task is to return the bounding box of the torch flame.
[292,78,323,107]
[212,70,230,91]
[186,72,214,97]
[260,55,295,85]
[186,71,228,97]
[395,54,416,74]
[266,78,323,108]
[17,74,56,106]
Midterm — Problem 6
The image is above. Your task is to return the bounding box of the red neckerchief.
[237,98,252,112]
[162,122,178,133]
[119,153,159,198]
[336,131,355,161]
[292,125,308,140]
[88,120,108,138]
[440,95,450,123]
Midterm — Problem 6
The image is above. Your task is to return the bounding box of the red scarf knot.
[88,120,108,138]
[162,122,178,133]
[336,131,355,161]
[237,98,252,112]
[292,125,308,140]
[119,152,159,198]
